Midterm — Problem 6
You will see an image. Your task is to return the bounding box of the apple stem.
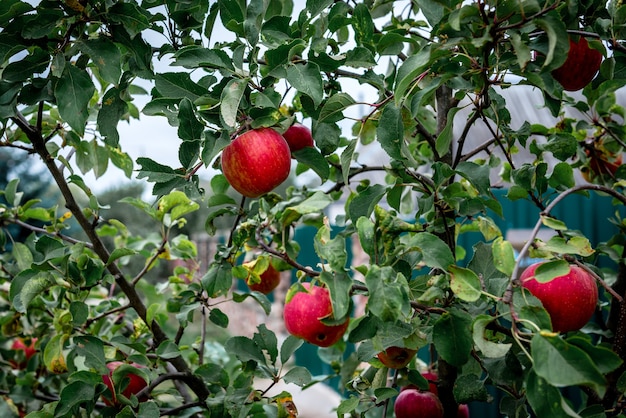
[573,259,623,303]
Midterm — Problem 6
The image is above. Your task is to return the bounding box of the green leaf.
[202,261,233,297]
[533,260,570,283]
[72,336,106,372]
[174,46,235,71]
[531,334,607,397]
[225,336,266,364]
[319,270,353,320]
[55,65,95,136]
[352,3,374,46]
[318,92,355,124]
[436,107,460,158]
[292,146,330,180]
[12,242,33,271]
[399,232,455,271]
[43,334,68,374]
[254,324,278,364]
[542,236,595,257]
[432,309,473,367]
[244,0,265,45]
[314,223,347,271]
[157,190,200,222]
[376,103,404,161]
[11,271,55,313]
[97,87,127,147]
[220,78,247,128]
[492,237,515,277]
[395,47,432,101]
[453,374,489,403]
[286,63,323,106]
[154,72,207,101]
[472,315,512,358]
[540,215,567,231]
[54,381,96,417]
[108,3,150,38]
[306,0,334,18]
[449,265,482,302]
[178,98,204,141]
[280,335,303,365]
[282,191,333,225]
[526,369,581,418]
[365,266,411,321]
[80,37,122,85]
[209,308,229,328]
[347,184,386,223]
[156,340,181,359]
[282,366,312,387]
[107,248,136,266]
[137,402,161,418]
[566,336,623,375]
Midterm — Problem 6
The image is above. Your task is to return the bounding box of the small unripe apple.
[395,387,444,418]
[10,337,37,369]
[101,361,148,406]
[520,262,598,332]
[283,283,349,347]
[551,36,602,91]
[377,346,417,369]
[282,123,314,153]
[221,128,291,198]
[247,263,281,294]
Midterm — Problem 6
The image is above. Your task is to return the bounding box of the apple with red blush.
[247,263,281,294]
[395,387,444,418]
[10,337,37,369]
[282,123,314,153]
[551,36,602,91]
[520,262,598,333]
[101,361,148,406]
[221,127,291,198]
[283,283,349,347]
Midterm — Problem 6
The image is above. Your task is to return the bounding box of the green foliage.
[1,0,626,417]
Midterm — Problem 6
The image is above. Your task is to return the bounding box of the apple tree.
[2,0,626,417]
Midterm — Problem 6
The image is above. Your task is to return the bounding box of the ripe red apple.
[10,337,37,369]
[520,262,598,332]
[282,123,314,153]
[395,387,444,418]
[220,128,291,198]
[377,346,417,369]
[457,403,470,418]
[283,283,349,347]
[247,263,281,294]
[551,36,602,91]
[422,371,439,394]
[101,361,148,406]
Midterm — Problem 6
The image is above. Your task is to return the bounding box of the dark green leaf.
[224,336,266,364]
[220,78,247,128]
[432,309,473,367]
[202,262,233,297]
[319,270,353,320]
[399,232,455,271]
[526,369,578,418]
[209,308,229,328]
[178,98,204,141]
[347,184,386,223]
[283,366,312,387]
[377,103,404,161]
[286,63,323,106]
[531,334,607,397]
[254,324,278,364]
[55,65,95,136]
[54,381,96,417]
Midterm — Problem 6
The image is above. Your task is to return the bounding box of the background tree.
[1,0,626,417]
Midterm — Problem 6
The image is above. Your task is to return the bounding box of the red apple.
[221,128,291,198]
[418,371,469,416]
[458,403,470,418]
[377,346,417,369]
[282,123,314,153]
[520,262,598,332]
[551,36,602,91]
[247,263,281,294]
[395,387,444,418]
[101,361,148,406]
[10,337,37,369]
[422,371,439,394]
[283,283,349,347]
